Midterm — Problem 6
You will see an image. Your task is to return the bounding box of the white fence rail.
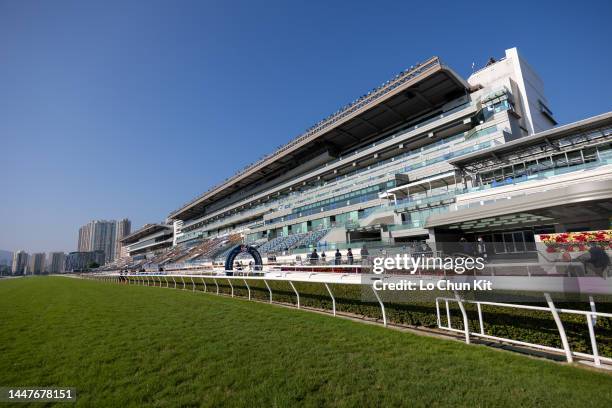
[82,272,611,368]
[435,294,612,367]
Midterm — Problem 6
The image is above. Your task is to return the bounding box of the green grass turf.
[0,277,611,407]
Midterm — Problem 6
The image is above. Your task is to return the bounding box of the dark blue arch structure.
[224,244,263,272]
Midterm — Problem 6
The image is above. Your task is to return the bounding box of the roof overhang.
[380,171,457,199]
[449,111,612,169]
[170,57,470,221]
[121,224,172,244]
[425,180,612,228]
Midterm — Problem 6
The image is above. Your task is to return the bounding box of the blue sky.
[1,0,611,253]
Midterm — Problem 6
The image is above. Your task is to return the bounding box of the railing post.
[589,295,597,325]
[586,313,601,367]
[454,290,470,344]
[190,276,195,292]
[202,278,207,293]
[476,302,485,335]
[289,281,300,309]
[164,276,169,288]
[544,292,573,363]
[372,284,387,327]
[243,279,251,300]
[324,283,336,316]
[227,278,234,297]
[435,298,441,328]
[213,278,219,295]
[181,276,186,290]
[172,276,176,289]
[263,280,273,303]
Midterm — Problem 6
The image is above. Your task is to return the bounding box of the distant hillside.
[0,250,13,266]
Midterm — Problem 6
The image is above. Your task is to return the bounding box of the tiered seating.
[127,258,147,270]
[171,240,214,263]
[181,234,242,262]
[258,234,303,254]
[215,246,235,262]
[147,248,176,265]
[257,229,330,255]
[214,240,266,262]
[301,229,329,247]
[174,238,222,262]
[97,256,133,271]
[158,246,191,265]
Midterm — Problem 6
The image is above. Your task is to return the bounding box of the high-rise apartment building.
[78,223,92,252]
[27,252,46,275]
[114,218,131,260]
[11,250,29,275]
[91,221,115,262]
[47,252,66,273]
[77,219,131,263]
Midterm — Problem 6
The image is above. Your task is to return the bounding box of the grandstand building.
[426,114,612,254]
[105,47,611,271]
[121,223,174,260]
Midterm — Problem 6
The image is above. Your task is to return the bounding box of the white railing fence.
[435,294,611,367]
[80,272,610,368]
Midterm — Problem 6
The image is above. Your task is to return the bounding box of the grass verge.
[0,276,611,407]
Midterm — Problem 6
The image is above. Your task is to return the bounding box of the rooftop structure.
[121,223,174,258]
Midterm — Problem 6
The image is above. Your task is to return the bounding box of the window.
[582,147,598,163]
[566,150,583,166]
[538,157,553,170]
[552,153,568,167]
[525,160,539,175]
[538,100,557,125]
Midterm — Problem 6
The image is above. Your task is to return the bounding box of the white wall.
[468,47,556,135]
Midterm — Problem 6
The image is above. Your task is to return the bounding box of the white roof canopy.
[380,171,457,199]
